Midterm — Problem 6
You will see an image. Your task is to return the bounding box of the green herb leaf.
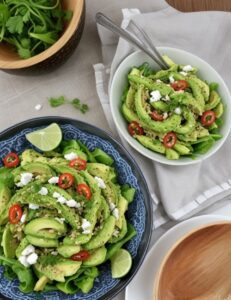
[49,96,66,107]
[63,10,73,21]
[6,16,24,34]
[209,82,219,91]
[0,4,10,26]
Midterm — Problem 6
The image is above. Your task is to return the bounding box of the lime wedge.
[111,248,132,278]
[26,123,62,151]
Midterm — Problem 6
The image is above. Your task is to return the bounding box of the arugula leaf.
[6,16,24,34]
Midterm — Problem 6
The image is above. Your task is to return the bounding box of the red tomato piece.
[71,250,90,261]
[9,204,23,224]
[3,152,20,168]
[150,111,164,121]
[201,110,216,127]
[128,121,144,136]
[69,158,87,171]
[163,132,177,148]
[58,173,74,189]
[76,183,92,200]
[171,80,189,91]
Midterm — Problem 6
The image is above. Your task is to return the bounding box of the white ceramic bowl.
[110,47,231,166]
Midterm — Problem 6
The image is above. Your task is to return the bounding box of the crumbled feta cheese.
[66,199,78,208]
[163,112,168,120]
[29,203,40,210]
[156,79,162,83]
[182,65,193,72]
[81,219,91,231]
[51,251,58,256]
[48,176,59,184]
[109,202,116,211]
[16,173,33,187]
[150,90,161,102]
[19,255,30,267]
[55,217,65,224]
[38,187,48,196]
[180,71,187,76]
[21,245,35,256]
[53,192,61,199]
[83,229,91,234]
[20,213,27,224]
[162,94,170,102]
[174,107,182,115]
[112,229,120,237]
[112,208,119,220]
[56,196,66,204]
[169,75,175,83]
[94,176,106,189]
[26,252,38,265]
[35,104,42,111]
[64,152,78,161]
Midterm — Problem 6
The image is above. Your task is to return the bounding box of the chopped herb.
[48,96,89,114]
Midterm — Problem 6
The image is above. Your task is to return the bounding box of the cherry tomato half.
[128,121,144,136]
[150,111,164,121]
[76,183,92,200]
[3,152,20,168]
[9,204,23,224]
[58,173,74,189]
[69,158,87,171]
[71,250,90,261]
[171,80,189,91]
[201,110,216,127]
[163,132,177,148]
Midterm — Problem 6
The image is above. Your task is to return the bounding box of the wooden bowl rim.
[153,219,231,300]
[0,0,84,69]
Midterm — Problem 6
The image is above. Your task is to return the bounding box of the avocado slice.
[205,90,221,110]
[26,235,58,248]
[15,237,30,258]
[0,183,11,215]
[21,149,48,166]
[1,225,19,258]
[24,217,67,239]
[34,259,82,282]
[34,275,50,292]
[57,245,81,258]
[83,246,107,267]
[115,196,128,229]
[23,162,55,182]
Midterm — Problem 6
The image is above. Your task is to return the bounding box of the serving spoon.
[95,12,169,70]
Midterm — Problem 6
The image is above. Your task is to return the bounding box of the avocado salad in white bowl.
[110,48,231,165]
[0,118,152,300]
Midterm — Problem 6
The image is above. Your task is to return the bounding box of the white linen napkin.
[94,3,231,228]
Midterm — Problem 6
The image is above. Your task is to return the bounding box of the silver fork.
[95,12,169,70]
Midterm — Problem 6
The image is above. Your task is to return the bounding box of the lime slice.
[111,248,132,278]
[26,123,62,151]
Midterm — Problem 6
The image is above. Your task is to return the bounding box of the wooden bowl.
[154,221,231,300]
[0,0,85,74]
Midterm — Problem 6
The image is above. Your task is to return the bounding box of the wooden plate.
[154,221,231,300]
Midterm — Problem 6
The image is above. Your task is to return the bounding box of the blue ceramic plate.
[0,117,153,300]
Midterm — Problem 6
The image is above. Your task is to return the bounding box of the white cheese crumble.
[55,217,65,224]
[56,196,66,204]
[53,192,61,199]
[163,112,168,120]
[29,203,40,210]
[21,245,35,256]
[26,252,38,265]
[162,94,170,102]
[20,213,27,224]
[180,71,187,76]
[112,208,120,220]
[16,173,33,187]
[38,187,48,196]
[48,176,59,184]
[150,90,161,102]
[156,79,162,83]
[19,255,30,267]
[66,199,79,208]
[64,152,78,161]
[169,75,175,83]
[81,218,91,234]
[182,65,193,72]
[109,202,116,211]
[51,251,58,256]
[94,176,106,189]
[35,104,42,111]
[174,107,182,115]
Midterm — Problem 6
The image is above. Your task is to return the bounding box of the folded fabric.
[94,2,231,227]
